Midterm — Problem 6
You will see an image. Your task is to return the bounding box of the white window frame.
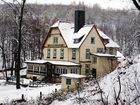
[72,48,76,59]
[60,48,64,59]
[86,49,90,59]
[53,48,57,58]
[53,37,58,44]
[47,48,50,58]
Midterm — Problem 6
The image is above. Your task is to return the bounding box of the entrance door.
[46,63,52,82]
[92,68,96,78]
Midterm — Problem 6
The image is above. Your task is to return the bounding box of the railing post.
[40,92,42,100]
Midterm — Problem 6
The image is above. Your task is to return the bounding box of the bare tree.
[132,0,140,10]
[15,0,26,89]
[95,78,107,105]
[1,0,27,89]
[113,76,122,105]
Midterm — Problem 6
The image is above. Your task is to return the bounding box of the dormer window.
[74,39,79,43]
[73,35,84,44]
[103,39,109,44]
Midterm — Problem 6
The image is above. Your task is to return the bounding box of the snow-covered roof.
[116,51,125,58]
[97,29,120,48]
[51,20,93,48]
[92,53,116,57]
[60,74,86,79]
[25,59,80,66]
[25,60,48,64]
[106,39,120,48]
[97,29,110,39]
[48,60,80,66]
[50,20,119,49]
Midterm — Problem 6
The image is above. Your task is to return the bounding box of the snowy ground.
[0,80,61,103]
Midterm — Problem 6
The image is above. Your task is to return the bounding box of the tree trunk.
[16,0,26,89]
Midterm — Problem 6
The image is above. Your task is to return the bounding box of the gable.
[43,27,67,48]
[80,26,105,53]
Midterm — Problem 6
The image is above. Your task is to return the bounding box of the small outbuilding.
[60,74,86,90]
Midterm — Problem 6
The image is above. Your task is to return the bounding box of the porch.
[25,60,81,83]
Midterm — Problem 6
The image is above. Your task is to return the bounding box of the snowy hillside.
[51,55,140,105]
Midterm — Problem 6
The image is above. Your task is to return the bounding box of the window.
[109,48,113,54]
[60,49,64,59]
[55,68,59,74]
[28,65,33,70]
[93,56,97,64]
[53,49,57,58]
[60,68,63,74]
[63,68,67,74]
[86,49,90,59]
[85,64,90,74]
[47,49,50,58]
[74,39,79,43]
[66,79,71,85]
[34,65,39,71]
[53,37,58,44]
[55,68,67,74]
[97,48,103,53]
[71,68,78,74]
[72,48,76,59]
[40,66,46,72]
[91,37,95,44]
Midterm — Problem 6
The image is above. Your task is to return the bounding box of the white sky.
[2,0,134,9]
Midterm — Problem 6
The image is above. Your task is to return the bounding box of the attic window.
[53,37,58,44]
[103,39,109,44]
[74,39,79,43]
[91,37,95,44]
[73,35,84,44]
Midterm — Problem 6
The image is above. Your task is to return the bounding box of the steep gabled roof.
[43,20,119,49]
[51,20,93,48]
[97,29,120,48]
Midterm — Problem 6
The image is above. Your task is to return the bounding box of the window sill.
[53,57,56,59]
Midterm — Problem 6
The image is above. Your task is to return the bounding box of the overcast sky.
[3,0,134,9]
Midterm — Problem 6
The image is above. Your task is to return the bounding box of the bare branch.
[95,78,106,105]
[132,0,140,11]
[116,76,121,100]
